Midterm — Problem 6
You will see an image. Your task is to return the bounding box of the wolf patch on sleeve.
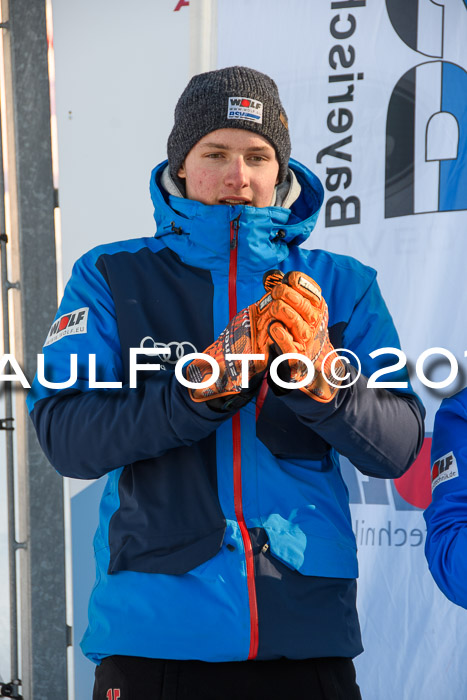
[431,451,458,492]
[44,307,89,346]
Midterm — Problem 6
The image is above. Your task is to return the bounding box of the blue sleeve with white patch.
[27,248,229,480]
[424,388,467,609]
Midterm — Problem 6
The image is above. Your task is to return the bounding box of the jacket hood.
[149,158,324,274]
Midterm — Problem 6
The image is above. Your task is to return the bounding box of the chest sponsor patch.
[44,307,89,346]
[227,96,263,123]
[431,450,458,492]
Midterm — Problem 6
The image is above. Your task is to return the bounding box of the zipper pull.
[230,216,240,249]
[261,543,269,554]
[170,221,184,235]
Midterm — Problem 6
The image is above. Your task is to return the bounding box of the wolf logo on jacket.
[431,450,458,491]
[44,307,89,346]
[28,66,424,700]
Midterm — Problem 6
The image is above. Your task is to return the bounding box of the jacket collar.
[149,158,324,275]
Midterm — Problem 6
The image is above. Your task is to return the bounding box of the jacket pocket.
[263,511,358,579]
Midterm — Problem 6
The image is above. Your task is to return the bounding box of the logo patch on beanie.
[227,97,263,123]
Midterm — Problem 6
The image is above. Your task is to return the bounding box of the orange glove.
[187,287,311,410]
[261,270,345,403]
[187,305,267,410]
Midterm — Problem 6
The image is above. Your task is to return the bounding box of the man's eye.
[205,153,223,158]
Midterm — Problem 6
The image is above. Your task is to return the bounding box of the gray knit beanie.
[167,66,291,189]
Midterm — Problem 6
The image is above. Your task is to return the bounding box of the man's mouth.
[219,197,251,205]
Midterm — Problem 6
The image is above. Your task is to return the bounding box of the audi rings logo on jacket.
[139,337,198,365]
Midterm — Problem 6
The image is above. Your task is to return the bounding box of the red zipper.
[229,217,239,319]
[229,215,259,660]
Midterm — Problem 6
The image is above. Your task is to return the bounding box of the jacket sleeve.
[277,275,425,479]
[27,250,230,480]
[424,390,467,609]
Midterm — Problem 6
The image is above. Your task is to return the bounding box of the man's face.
[177,128,280,208]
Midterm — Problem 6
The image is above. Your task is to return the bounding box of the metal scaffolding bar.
[0,0,68,697]
[0,115,22,697]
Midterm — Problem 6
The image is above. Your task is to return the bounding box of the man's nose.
[224,157,249,188]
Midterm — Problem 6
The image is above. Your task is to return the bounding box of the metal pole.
[0,15,24,698]
[0,122,22,697]
[189,0,218,77]
[0,0,68,697]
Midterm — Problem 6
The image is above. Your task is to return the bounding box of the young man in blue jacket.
[425,388,467,608]
[28,67,424,699]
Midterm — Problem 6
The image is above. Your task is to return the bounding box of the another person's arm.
[424,389,467,608]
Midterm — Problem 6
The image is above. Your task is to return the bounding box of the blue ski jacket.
[424,388,467,608]
[28,159,424,664]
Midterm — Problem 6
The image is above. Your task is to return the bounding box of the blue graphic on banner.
[439,62,467,211]
[385,61,467,217]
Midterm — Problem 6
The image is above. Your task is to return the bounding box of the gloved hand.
[261,269,344,403]
[186,305,267,411]
[187,285,311,411]
[186,270,344,410]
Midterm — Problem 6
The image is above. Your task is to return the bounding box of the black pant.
[93,655,363,700]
